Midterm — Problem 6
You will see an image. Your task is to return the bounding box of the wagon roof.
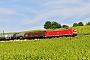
[25,31,46,34]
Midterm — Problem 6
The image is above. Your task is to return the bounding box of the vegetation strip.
[0,36,90,60]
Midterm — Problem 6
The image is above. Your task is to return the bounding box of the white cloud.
[0,8,16,15]
[20,18,34,25]
[37,0,90,22]
[43,0,82,6]
[29,26,44,30]
[12,0,21,1]
[0,0,90,32]
[11,0,90,27]
[21,2,90,25]
[20,11,58,25]
[83,18,90,24]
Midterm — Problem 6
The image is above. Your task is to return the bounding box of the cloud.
[0,25,12,33]
[0,0,90,32]
[83,18,90,24]
[43,0,82,6]
[20,18,34,25]
[10,0,21,1]
[29,26,44,30]
[20,11,58,25]
[21,1,90,25]
[0,8,16,15]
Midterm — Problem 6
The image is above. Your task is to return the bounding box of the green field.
[0,36,90,60]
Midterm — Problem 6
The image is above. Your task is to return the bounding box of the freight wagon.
[24,32,45,39]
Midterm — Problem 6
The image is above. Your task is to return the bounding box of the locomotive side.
[45,28,77,37]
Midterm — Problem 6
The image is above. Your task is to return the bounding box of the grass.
[74,25,90,35]
[0,36,90,60]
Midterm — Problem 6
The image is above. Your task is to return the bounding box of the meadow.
[74,25,90,35]
[0,36,90,60]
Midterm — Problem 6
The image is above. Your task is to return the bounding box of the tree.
[73,23,78,27]
[51,21,59,29]
[86,22,90,25]
[78,22,84,26]
[57,24,61,28]
[62,25,69,28]
[44,21,51,29]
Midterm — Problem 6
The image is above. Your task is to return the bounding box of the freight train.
[0,28,77,41]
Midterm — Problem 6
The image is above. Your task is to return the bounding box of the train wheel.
[20,37,23,40]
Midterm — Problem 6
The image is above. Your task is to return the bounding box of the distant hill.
[74,25,90,35]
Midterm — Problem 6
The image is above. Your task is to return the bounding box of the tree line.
[73,22,90,27]
[44,21,90,29]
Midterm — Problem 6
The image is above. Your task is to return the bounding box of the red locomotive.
[45,28,77,37]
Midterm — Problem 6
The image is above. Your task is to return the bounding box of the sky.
[0,0,90,32]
